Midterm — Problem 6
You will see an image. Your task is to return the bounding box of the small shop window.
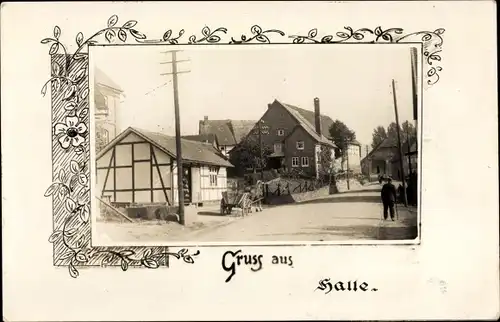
[209,166,219,186]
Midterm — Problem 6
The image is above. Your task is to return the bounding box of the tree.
[328,120,356,158]
[386,122,403,145]
[228,137,272,175]
[318,145,336,184]
[401,120,417,143]
[371,126,387,149]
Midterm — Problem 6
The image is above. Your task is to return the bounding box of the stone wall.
[265,185,331,205]
[291,186,330,203]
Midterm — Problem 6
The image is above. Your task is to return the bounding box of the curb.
[188,210,262,238]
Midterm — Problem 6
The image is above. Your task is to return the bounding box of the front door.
[182,167,192,204]
[268,157,283,170]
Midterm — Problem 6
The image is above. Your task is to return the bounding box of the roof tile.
[278,101,337,148]
[98,127,232,167]
[199,119,257,146]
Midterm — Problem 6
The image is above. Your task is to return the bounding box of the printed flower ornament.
[54,115,87,149]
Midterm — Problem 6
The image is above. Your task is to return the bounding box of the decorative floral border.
[41,15,444,278]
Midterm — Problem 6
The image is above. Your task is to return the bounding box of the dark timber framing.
[98,140,172,206]
[151,147,170,205]
[101,149,115,200]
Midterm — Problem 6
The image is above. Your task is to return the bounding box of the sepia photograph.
[3,1,498,320]
[90,44,421,245]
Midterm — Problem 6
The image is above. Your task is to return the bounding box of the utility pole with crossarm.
[160,50,191,225]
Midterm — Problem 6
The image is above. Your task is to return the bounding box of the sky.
[90,44,417,146]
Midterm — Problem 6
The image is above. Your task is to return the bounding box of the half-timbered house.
[95,127,232,209]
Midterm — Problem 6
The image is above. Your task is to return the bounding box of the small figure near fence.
[249,180,264,212]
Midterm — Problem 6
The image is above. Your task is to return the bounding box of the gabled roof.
[231,120,257,143]
[275,100,337,148]
[95,68,123,92]
[199,119,256,146]
[97,127,233,167]
[362,137,417,163]
[182,134,217,144]
[361,137,397,163]
[284,102,334,139]
[282,101,361,147]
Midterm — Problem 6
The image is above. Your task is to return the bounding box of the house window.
[277,129,285,136]
[101,129,109,143]
[291,157,299,167]
[273,143,283,153]
[209,166,219,187]
[301,157,309,167]
[220,146,225,152]
[296,141,304,150]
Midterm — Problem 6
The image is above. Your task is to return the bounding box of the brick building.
[232,98,338,178]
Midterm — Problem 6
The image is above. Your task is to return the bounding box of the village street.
[176,182,418,243]
[95,182,418,244]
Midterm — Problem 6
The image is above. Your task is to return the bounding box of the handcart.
[220,191,251,216]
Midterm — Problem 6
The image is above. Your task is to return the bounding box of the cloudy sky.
[90,43,417,146]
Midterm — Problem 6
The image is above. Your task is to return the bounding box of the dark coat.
[381,182,397,203]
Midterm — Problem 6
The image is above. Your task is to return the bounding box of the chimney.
[267,103,272,109]
[314,97,322,135]
[200,116,209,135]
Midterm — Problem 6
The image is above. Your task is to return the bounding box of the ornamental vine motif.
[41,15,445,278]
[289,26,445,85]
[41,15,202,279]
[229,25,286,44]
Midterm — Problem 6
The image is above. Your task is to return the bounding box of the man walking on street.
[381,177,397,221]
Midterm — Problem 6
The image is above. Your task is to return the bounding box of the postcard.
[1,1,498,321]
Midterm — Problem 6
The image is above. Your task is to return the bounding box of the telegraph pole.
[391,79,408,207]
[409,47,418,174]
[258,120,264,180]
[406,125,412,175]
[160,50,191,225]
